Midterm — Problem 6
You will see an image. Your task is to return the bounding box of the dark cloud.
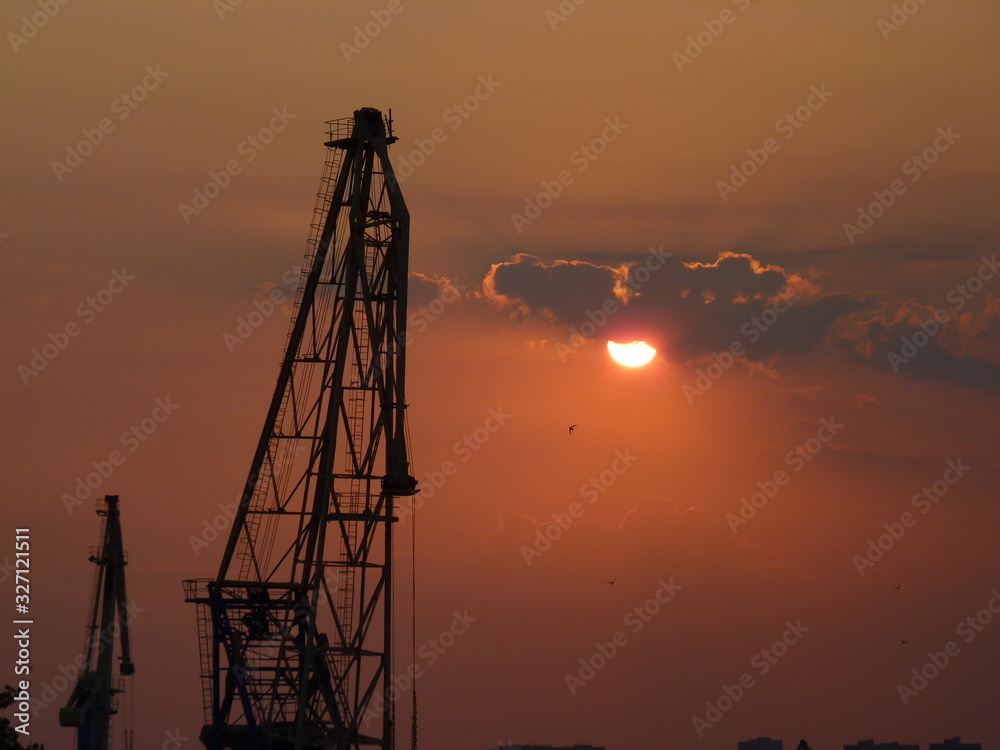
[834,298,1000,394]
[480,250,1000,393]
[483,251,856,361]
[406,272,475,313]
[483,253,622,322]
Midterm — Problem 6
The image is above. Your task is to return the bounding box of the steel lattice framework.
[185,107,416,750]
[60,495,135,750]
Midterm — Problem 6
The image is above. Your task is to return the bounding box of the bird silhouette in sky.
[569,424,577,435]
[901,639,909,645]
[895,582,902,590]
[606,578,616,586]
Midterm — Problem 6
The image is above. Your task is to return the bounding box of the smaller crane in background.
[60,495,135,750]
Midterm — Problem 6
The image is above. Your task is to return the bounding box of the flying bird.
[901,639,909,645]
[569,424,577,435]
[606,578,616,586]
[895,582,902,590]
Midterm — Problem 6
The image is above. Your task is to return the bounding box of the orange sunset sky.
[1,1,998,749]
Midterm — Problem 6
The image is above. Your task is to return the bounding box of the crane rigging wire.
[404,413,418,750]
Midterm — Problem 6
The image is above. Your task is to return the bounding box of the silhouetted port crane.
[60,495,135,750]
[184,107,417,750]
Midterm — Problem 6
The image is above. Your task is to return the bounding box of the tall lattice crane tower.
[185,107,417,750]
[60,495,136,750]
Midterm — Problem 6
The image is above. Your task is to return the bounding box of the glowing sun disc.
[607,340,656,367]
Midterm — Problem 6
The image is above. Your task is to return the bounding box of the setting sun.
[607,340,656,367]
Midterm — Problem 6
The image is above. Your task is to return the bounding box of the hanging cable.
[411,691,417,750]
[389,698,396,750]
[411,470,418,750]
[127,670,135,750]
